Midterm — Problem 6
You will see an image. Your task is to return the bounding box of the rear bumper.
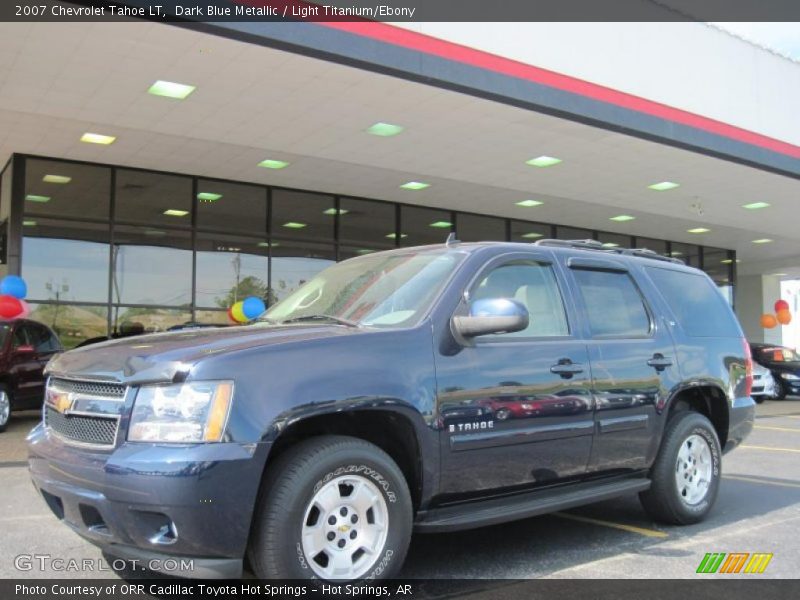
[723,396,755,454]
[27,423,270,579]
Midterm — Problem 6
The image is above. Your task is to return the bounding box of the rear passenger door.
[564,257,681,473]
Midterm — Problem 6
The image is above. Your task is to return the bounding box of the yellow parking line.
[554,512,668,538]
[741,445,800,453]
[754,425,800,433]
[724,475,800,489]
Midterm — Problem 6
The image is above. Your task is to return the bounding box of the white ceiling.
[1,21,799,276]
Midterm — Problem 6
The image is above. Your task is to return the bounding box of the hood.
[46,323,361,384]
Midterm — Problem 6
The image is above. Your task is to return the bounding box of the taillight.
[743,338,753,397]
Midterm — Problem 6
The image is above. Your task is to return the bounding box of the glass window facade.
[13,156,736,347]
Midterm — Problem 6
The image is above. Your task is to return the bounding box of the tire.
[774,381,788,400]
[640,411,721,525]
[753,396,765,404]
[0,385,11,433]
[248,435,412,581]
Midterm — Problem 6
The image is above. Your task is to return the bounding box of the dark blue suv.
[27,239,754,580]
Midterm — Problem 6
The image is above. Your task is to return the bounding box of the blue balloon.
[242,296,266,320]
[0,275,27,300]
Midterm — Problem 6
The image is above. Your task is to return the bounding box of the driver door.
[435,252,594,498]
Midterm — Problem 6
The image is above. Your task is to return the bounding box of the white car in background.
[752,362,777,403]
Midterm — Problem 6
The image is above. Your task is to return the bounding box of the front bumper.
[723,396,755,454]
[27,423,270,578]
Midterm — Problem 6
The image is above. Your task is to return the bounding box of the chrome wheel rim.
[675,434,713,505]
[301,475,389,580]
[0,391,9,427]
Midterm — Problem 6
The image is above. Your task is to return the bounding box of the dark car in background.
[750,343,800,399]
[0,319,62,432]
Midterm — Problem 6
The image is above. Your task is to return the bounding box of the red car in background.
[0,319,62,432]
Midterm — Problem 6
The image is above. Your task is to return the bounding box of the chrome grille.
[48,378,126,399]
[45,407,118,447]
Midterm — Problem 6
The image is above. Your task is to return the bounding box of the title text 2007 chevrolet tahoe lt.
[28,239,754,580]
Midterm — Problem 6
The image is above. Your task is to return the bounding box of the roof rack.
[533,239,684,265]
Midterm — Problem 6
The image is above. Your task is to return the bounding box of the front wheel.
[248,435,412,581]
[640,411,721,525]
[753,396,765,404]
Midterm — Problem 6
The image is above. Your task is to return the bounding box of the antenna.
[445,232,460,247]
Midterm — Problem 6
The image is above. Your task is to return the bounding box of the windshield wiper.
[281,314,360,327]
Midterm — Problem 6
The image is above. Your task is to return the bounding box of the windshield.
[263,249,465,328]
[755,346,800,363]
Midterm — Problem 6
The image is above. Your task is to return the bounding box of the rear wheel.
[640,411,721,525]
[0,386,11,433]
[248,435,412,581]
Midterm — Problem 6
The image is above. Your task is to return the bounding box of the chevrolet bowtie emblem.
[48,391,72,414]
[338,524,350,533]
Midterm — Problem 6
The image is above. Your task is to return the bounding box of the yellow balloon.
[231,301,248,323]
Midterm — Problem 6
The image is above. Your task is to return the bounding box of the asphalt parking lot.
[1,401,798,580]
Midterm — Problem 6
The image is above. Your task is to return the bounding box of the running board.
[414,478,651,533]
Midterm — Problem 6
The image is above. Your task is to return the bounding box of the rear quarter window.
[646,266,741,337]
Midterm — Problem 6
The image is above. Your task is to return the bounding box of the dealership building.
[1,17,799,347]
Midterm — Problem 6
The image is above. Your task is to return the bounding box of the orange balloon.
[761,313,778,329]
[777,309,792,325]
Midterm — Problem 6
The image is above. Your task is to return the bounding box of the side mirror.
[14,344,35,355]
[452,298,529,339]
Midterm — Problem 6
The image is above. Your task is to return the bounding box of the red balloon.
[0,294,23,318]
[775,299,790,312]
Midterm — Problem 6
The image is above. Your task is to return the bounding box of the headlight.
[781,373,800,381]
[128,381,234,443]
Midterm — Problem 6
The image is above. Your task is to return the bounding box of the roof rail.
[533,238,684,265]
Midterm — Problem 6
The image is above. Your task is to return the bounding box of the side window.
[646,267,741,337]
[572,268,651,337]
[471,260,569,337]
[28,324,59,353]
[12,325,29,349]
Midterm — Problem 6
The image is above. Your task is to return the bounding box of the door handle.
[550,359,584,379]
[647,354,673,371]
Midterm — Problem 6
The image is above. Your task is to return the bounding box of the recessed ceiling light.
[670,251,683,256]
[257,241,280,248]
[144,229,166,236]
[687,228,710,234]
[516,200,544,208]
[323,208,349,216]
[366,122,403,137]
[648,181,680,191]
[610,215,635,222]
[81,132,116,145]
[258,159,290,169]
[601,242,619,248]
[42,175,71,184]
[720,259,741,264]
[23,219,37,227]
[400,181,430,190]
[772,273,788,277]
[147,80,196,99]
[385,233,408,239]
[429,221,452,229]
[526,156,562,168]
[25,194,50,203]
[520,232,543,239]
[163,209,189,217]
[752,238,773,244]
[197,192,222,202]
[282,222,307,229]
[742,202,770,210]
[356,249,375,255]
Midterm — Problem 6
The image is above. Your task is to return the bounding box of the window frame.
[459,251,574,344]
[568,265,655,340]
